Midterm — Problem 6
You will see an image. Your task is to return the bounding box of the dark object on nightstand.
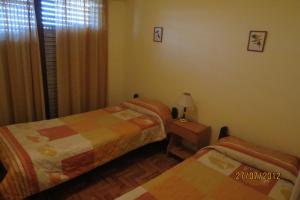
[133,94,139,98]
[0,162,7,182]
[171,107,178,119]
[167,120,211,160]
[219,126,229,139]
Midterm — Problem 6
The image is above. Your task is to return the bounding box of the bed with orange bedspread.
[0,99,172,200]
[116,136,300,200]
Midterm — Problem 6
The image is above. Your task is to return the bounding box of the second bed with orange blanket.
[116,136,300,200]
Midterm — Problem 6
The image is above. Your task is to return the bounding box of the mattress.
[0,98,172,200]
[116,136,300,200]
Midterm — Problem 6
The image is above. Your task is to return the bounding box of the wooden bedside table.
[167,120,211,160]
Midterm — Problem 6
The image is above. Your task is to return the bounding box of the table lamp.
[178,92,195,122]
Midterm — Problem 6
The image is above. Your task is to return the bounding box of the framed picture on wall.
[247,31,268,52]
[153,27,163,42]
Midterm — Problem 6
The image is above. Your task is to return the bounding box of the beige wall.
[108,0,300,156]
[108,0,128,106]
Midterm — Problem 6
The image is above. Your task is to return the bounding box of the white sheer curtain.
[0,0,45,125]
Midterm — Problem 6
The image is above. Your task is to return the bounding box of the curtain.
[54,0,108,117]
[0,0,45,126]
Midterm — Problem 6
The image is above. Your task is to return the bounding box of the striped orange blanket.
[117,136,300,200]
[0,99,172,200]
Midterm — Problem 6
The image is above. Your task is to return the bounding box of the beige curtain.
[0,0,45,126]
[56,0,108,117]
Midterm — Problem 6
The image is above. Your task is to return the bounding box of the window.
[40,0,102,118]
[41,0,100,30]
[1,0,104,118]
[0,0,36,38]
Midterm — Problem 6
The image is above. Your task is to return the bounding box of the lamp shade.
[178,92,194,110]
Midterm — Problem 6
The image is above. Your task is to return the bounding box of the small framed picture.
[247,31,268,52]
[153,27,163,42]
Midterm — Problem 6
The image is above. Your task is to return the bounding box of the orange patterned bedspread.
[0,100,170,200]
[116,137,300,200]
